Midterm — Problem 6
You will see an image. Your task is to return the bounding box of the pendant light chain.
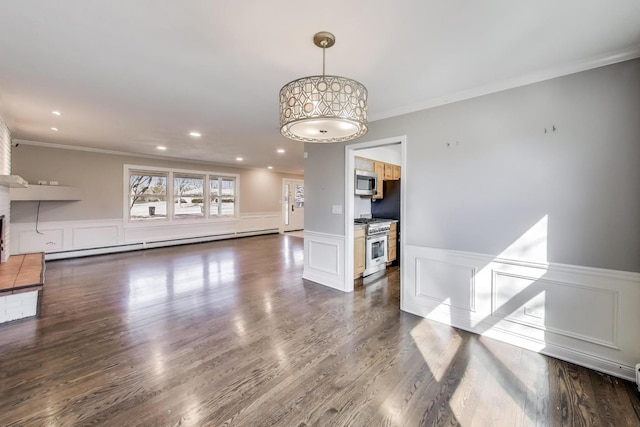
[322,40,326,77]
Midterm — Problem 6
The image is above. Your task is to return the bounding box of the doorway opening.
[282,178,304,233]
[344,136,406,299]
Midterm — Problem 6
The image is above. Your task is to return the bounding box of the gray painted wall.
[305,59,640,273]
[11,144,302,223]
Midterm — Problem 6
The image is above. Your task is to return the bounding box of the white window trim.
[123,164,240,228]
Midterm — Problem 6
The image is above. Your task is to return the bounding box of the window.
[174,173,204,219]
[294,184,304,208]
[128,171,168,220]
[210,176,235,216]
[125,166,237,223]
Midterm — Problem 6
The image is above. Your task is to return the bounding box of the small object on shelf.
[49,181,59,186]
[38,180,47,185]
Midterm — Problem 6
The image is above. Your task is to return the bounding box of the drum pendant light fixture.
[279,32,368,143]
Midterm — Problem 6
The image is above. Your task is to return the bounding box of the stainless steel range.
[355,218,392,276]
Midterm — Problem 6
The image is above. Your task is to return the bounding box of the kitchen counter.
[354,217,398,225]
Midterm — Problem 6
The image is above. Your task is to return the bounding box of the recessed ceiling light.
[189,131,201,138]
[236,157,243,161]
[157,146,167,151]
[52,111,62,116]
[51,127,59,131]
[268,166,273,170]
[277,149,285,154]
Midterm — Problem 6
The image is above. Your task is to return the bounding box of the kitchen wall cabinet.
[354,226,366,278]
[392,165,401,180]
[373,162,385,199]
[388,222,397,263]
[354,156,374,172]
[384,164,393,180]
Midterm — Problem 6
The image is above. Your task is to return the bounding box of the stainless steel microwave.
[355,169,378,196]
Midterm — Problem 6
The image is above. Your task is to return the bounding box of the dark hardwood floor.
[1,234,639,426]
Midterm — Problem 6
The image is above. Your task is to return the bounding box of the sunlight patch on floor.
[411,318,462,382]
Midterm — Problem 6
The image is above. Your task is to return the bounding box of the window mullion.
[167,171,174,221]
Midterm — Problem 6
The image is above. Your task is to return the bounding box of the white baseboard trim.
[43,228,279,260]
[303,231,346,292]
[403,244,640,382]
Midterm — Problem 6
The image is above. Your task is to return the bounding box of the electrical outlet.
[331,205,342,214]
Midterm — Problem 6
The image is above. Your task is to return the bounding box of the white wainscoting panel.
[416,258,476,312]
[10,212,281,259]
[492,272,618,349]
[18,228,64,253]
[403,244,640,381]
[73,225,119,248]
[303,231,346,292]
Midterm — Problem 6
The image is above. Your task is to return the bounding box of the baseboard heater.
[44,228,280,261]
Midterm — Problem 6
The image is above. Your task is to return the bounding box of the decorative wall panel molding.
[10,212,281,259]
[492,271,619,349]
[416,258,476,312]
[303,231,346,292]
[403,244,640,381]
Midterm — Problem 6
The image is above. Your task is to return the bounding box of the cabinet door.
[387,223,397,262]
[384,163,393,180]
[355,156,374,172]
[388,242,396,262]
[354,233,366,278]
[392,165,401,180]
[373,162,384,199]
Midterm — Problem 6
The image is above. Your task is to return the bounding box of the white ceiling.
[1,1,639,174]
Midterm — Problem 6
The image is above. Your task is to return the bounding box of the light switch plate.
[332,205,342,214]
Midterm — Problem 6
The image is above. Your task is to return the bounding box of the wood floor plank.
[0,234,638,426]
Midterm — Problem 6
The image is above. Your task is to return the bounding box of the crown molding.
[370,46,640,122]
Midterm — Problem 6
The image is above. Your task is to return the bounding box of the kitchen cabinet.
[392,165,401,180]
[354,226,366,278]
[387,222,397,264]
[373,162,384,199]
[355,156,374,172]
[384,163,393,180]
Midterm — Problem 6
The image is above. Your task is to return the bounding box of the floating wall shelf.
[0,175,28,188]
[10,185,82,201]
